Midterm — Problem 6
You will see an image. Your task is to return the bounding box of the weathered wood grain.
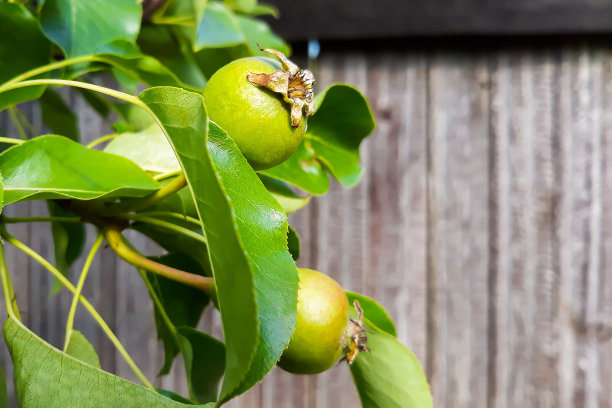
[427,51,490,408]
[2,43,612,408]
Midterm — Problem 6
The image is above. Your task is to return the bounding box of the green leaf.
[140,254,210,375]
[287,225,300,261]
[0,135,160,205]
[178,327,225,403]
[236,15,289,56]
[156,389,196,404]
[101,53,188,90]
[305,84,375,187]
[261,84,375,193]
[40,0,142,58]
[194,2,245,50]
[0,171,3,215]
[345,291,396,337]
[207,123,298,396]
[105,124,181,174]
[39,88,79,142]
[260,141,329,195]
[138,25,207,90]
[349,317,432,408]
[259,174,310,214]
[250,3,279,17]
[224,0,256,13]
[65,330,101,368]
[0,3,52,110]
[137,87,257,403]
[138,87,298,403]
[4,317,207,407]
[48,201,86,294]
[0,361,7,408]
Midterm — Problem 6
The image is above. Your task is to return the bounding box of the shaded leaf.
[0,171,3,215]
[194,2,245,50]
[178,327,225,403]
[349,315,432,408]
[0,135,160,205]
[259,174,310,214]
[305,84,375,187]
[193,44,251,78]
[101,53,188,90]
[261,84,375,193]
[40,0,142,58]
[287,225,299,261]
[39,88,79,142]
[345,291,396,337]
[138,25,207,90]
[156,389,196,404]
[4,316,203,407]
[260,141,329,195]
[140,253,210,375]
[0,3,51,110]
[48,201,85,294]
[0,362,6,408]
[65,330,101,368]
[250,3,279,17]
[137,87,258,403]
[236,15,289,56]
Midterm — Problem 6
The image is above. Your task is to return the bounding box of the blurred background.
[3,0,612,407]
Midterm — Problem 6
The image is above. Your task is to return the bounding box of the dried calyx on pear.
[247,45,316,127]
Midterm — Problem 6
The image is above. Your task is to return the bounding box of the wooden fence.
[1,40,612,407]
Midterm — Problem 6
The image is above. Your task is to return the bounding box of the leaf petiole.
[104,228,214,295]
[63,232,104,351]
[0,244,21,322]
[0,137,24,145]
[124,214,206,245]
[1,215,82,224]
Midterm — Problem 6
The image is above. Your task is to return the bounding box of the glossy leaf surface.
[138,87,258,403]
[40,0,142,58]
[349,316,432,408]
[4,317,204,407]
[207,122,298,395]
[0,3,51,110]
[0,136,160,205]
[346,291,397,337]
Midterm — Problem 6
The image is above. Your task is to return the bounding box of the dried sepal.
[340,299,370,365]
[247,44,316,127]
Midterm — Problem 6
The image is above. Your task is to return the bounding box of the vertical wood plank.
[599,47,612,408]
[556,44,605,408]
[489,48,559,408]
[427,51,490,408]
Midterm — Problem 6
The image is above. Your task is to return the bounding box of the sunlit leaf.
[236,15,289,56]
[65,330,101,368]
[194,2,245,50]
[345,291,396,337]
[0,135,160,205]
[40,0,142,58]
[4,316,204,407]
[259,174,310,214]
